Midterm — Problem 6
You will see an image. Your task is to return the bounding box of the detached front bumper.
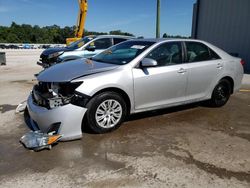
[25,94,87,141]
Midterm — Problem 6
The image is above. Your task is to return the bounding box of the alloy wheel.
[95,99,122,129]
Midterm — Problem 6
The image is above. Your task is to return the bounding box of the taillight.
[240,59,245,66]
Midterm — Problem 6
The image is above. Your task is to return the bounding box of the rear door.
[184,42,223,101]
[133,41,188,110]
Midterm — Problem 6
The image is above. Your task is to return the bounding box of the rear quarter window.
[209,49,221,60]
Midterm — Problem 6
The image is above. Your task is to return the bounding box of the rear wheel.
[209,79,232,107]
[85,92,127,133]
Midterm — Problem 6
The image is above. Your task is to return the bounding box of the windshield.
[91,41,155,65]
[67,36,94,50]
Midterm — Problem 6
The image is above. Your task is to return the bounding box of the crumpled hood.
[41,47,72,56]
[37,58,119,82]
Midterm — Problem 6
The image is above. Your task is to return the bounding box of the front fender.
[73,67,135,112]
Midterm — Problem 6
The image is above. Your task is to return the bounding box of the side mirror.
[85,45,96,52]
[141,58,157,67]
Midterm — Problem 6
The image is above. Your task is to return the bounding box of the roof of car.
[93,35,135,39]
[84,36,208,45]
[131,38,205,43]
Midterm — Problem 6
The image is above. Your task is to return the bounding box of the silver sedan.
[25,39,244,140]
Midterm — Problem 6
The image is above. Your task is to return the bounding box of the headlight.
[48,51,64,59]
[20,131,62,151]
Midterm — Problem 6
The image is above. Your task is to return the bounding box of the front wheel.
[209,79,232,107]
[85,92,127,133]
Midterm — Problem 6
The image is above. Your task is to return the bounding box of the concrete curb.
[242,74,250,85]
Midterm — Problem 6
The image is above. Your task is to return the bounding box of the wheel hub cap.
[95,99,122,129]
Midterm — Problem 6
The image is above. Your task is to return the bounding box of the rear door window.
[185,42,220,62]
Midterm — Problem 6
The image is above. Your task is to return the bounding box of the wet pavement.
[0,50,250,187]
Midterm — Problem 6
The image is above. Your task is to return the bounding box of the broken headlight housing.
[32,81,83,109]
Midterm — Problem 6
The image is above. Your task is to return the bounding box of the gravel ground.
[0,50,250,188]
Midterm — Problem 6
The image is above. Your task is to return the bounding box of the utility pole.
[156,0,161,38]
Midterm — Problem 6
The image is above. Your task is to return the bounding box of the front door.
[133,42,188,110]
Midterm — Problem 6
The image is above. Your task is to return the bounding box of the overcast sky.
[0,0,196,37]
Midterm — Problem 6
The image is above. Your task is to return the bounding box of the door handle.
[177,68,187,74]
[217,63,223,69]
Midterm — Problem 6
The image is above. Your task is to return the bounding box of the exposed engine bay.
[32,81,88,109]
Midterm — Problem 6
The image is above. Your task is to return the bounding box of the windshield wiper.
[92,58,114,64]
[92,59,107,63]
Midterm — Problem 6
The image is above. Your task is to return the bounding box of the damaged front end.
[32,81,87,109]
[25,81,88,141]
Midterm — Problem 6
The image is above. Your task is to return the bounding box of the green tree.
[0,23,136,44]
[6,33,20,43]
[109,30,134,36]
[162,32,190,39]
[163,33,168,38]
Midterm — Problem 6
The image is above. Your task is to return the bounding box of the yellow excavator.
[66,0,88,45]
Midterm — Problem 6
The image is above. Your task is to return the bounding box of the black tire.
[85,92,127,133]
[209,79,232,107]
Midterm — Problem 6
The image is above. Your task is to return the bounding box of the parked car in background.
[0,44,8,49]
[7,44,19,49]
[25,39,244,141]
[41,45,51,49]
[0,44,20,49]
[37,35,133,68]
